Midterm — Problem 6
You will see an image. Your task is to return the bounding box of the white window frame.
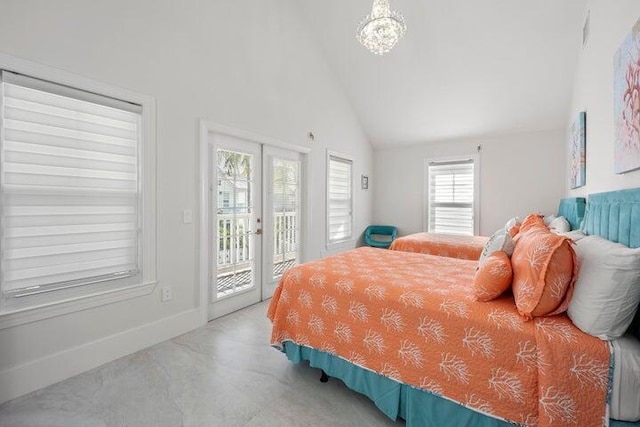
[0,53,156,329]
[423,154,480,236]
[326,150,354,247]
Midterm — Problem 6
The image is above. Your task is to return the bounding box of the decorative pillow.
[504,217,521,237]
[478,228,516,267]
[558,229,587,243]
[511,228,577,319]
[543,214,556,225]
[474,251,513,302]
[567,235,640,340]
[548,216,570,234]
[519,213,547,234]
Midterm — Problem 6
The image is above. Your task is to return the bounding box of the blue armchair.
[364,225,398,249]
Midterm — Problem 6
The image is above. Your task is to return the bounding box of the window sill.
[0,281,157,331]
[325,238,356,254]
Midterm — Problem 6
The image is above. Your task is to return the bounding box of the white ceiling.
[296,0,587,148]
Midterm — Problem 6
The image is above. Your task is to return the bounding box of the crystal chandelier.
[356,0,407,56]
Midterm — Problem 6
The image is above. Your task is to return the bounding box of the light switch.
[183,209,193,224]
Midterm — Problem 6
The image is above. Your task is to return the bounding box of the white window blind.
[427,159,475,236]
[327,154,352,243]
[1,71,142,298]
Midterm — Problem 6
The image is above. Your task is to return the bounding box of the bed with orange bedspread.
[389,232,489,260]
[388,198,587,260]
[268,247,610,427]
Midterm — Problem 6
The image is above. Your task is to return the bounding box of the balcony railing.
[216,212,298,295]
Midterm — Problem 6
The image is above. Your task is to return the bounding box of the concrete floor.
[0,301,402,427]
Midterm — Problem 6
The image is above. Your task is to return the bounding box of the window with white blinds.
[327,153,353,244]
[1,70,142,301]
[426,158,477,236]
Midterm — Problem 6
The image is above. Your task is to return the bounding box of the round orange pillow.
[474,251,513,302]
[511,228,577,319]
[519,213,547,234]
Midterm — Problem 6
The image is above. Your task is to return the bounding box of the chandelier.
[356,0,407,56]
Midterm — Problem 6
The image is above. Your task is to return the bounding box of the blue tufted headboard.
[557,197,586,231]
[581,188,640,249]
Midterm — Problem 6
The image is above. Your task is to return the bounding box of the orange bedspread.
[389,232,489,260]
[268,247,610,427]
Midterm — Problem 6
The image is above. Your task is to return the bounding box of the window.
[426,156,478,236]
[327,152,353,244]
[0,66,156,318]
[222,191,231,208]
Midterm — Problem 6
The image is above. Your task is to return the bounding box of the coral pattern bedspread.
[389,232,489,260]
[268,247,610,427]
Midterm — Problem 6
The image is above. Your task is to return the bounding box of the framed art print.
[569,112,586,189]
[614,17,640,173]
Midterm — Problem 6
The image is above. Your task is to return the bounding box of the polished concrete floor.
[0,301,402,427]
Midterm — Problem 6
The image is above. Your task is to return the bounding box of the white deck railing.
[217,212,297,270]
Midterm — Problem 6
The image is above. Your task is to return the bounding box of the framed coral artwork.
[569,112,586,189]
[614,17,640,174]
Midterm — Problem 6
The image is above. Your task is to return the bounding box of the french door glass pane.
[216,149,255,298]
[272,158,299,279]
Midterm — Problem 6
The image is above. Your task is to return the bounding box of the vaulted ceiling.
[297,0,587,148]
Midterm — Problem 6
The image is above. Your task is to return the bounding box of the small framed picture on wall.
[361,175,369,190]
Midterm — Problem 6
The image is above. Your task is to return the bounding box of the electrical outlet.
[161,286,173,302]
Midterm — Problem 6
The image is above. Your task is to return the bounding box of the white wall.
[373,130,566,236]
[568,1,640,196]
[0,0,372,403]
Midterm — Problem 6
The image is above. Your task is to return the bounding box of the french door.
[262,147,302,300]
[208,134,302,320]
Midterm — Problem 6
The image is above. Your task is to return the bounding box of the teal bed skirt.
[282,341,638,427]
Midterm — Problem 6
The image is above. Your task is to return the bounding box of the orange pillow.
[474,251,513,302]
[519,213,547,234]
[511,228,577,319]
[505,217,522,237]
[508,223,521,238]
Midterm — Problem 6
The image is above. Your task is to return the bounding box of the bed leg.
[320,370,329,383]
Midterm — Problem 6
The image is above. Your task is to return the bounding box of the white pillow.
[567,235,640,340]
[558,229,587,242]
[548,216,570,233]
[543,214,556,225]
[503,217,521,235]
[478,228,516,267]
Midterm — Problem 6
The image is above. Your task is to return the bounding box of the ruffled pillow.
[474,251,513,302]
[504,217,521,237]
[478,228,516,267]
[519,213,547,234]
[511,227,577,319]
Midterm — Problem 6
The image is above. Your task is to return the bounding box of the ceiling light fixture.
[356,0,407,56]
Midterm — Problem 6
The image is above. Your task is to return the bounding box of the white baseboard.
[0,308,203,405]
